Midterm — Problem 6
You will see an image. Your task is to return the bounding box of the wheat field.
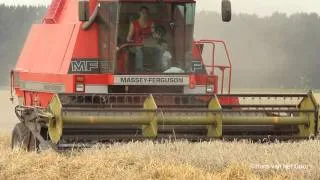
[0,90,320,180]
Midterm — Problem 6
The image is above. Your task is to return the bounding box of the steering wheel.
[153,24,166,38]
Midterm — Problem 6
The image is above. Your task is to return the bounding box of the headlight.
[206,84,214,93]
[76,83,85,92]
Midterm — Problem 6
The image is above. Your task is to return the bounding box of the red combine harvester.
[10,0,320,150]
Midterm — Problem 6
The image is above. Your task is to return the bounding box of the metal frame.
[194,40,232,94]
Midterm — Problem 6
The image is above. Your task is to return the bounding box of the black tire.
[11,123,38,151]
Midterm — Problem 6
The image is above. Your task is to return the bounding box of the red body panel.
[72,25,100,58]
[17,72,74,91]
[80,74,114,85]
[12,0,238,108]
[15,24,75,74]
[59,24,81,73]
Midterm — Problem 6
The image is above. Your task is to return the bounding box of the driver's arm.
[126,22,134,42]
[151,22,161,39]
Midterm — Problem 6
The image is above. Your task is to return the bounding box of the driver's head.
[139,6,149,19]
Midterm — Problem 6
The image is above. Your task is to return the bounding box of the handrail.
[194,40,233,94]
[117,42,143,52]
[199,39,232,70]
[82,4,100,30]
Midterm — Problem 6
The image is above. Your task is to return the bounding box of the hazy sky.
[1,0,319,16]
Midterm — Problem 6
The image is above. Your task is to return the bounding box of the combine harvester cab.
[10,0,320,150]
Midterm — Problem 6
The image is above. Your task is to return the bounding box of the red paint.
[23,92,54,107]
[132,20,153,43]
[15,24,75,74]
[117,49,128,73]
[72,25,100,58]
[219,96,240,106]
[12,0,239,109]
[43,0,66,24]
[89,0,98,14]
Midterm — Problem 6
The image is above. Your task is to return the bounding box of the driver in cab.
[126,6,169,72]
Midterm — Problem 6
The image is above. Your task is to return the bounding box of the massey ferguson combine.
[10,0,320,150]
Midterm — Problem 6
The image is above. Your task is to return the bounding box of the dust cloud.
[0,91,18,131]
[195,12,320,90]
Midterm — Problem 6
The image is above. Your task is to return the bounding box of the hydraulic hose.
[82,4,99,30]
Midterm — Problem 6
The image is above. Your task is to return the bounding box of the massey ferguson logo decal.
[72,61,98,72]
[114,75,189,86]
[68,59,112,74]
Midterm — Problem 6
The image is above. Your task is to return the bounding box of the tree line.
[0,5,319,89]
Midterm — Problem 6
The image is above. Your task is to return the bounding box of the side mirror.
[221,0,232,22]
[79,0,89,21]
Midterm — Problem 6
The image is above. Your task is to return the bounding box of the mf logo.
[69,59,112,74]
[71,61,99,72]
